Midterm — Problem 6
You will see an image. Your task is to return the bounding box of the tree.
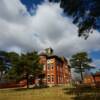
[49,0,100,39]
[6,52,21,81]
[0,51,10,81]
[20,52,43,88]
[70,52,94,81]
[0,59,5,80]
[7,51,43,88]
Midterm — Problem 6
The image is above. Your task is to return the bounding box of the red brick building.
[83,72,100,87]
[39,48,71,86]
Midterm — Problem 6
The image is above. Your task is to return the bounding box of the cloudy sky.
[0,0,100,70]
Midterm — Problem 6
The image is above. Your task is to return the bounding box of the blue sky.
[0,0,100,72]
[20,0,100,70]
[89,51,100,70]
[20,0,44,12]
[90,51,100,60]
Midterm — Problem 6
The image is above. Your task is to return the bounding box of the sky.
[0,0,100,71]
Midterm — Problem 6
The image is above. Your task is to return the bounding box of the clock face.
[47,59,54,63]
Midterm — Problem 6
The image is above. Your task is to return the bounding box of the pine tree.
[70,52,94,81]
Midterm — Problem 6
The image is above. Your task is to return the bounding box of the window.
[52,75,54,82]
[47,63,54,70]
[60,76,63,82]
[51,63,54,69]
[60,67,62,72]
[43,64,46,70]
[47,75,50,82]
[57,65,59,71]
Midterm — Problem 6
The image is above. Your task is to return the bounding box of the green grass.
[0,86,72,100]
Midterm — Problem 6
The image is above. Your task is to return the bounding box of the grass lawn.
[0,86,73,100]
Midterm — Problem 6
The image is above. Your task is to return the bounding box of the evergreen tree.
[70,52,94,81]
[0,51,9,81]
[49,0,100,39]
[7,51,43,88]
[6,52,20,81]
[0,60,5,80]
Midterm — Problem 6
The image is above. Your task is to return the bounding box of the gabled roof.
[39,52,47,57]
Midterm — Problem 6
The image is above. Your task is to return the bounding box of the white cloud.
[92,59,100,68]
[0,0,100,62]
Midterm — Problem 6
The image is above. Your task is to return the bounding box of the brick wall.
[39,54,71,86]
[0,80,27,89]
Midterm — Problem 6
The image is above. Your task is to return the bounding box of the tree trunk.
[92,75,96,86]
[80,65,84,82]
[80,70,83,81]
[26,73,29,88]
[0,71,3,81]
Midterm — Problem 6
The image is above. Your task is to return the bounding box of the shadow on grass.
[13,87,33,91]
[63,86,100,100]
[13,85,49,91]
[73,94,100,100]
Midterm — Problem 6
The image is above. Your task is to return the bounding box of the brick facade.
[39,48,71,86]
[83,72,100,86]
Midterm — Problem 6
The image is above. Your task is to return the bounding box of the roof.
[39,52,47,57]
[47,55,62,62]
[39,48,68,64]
[95,72,100,76]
